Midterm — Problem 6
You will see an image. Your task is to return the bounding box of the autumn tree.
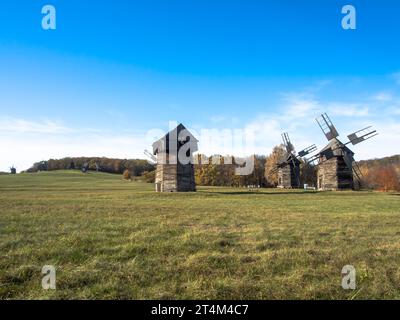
[122,169,132,181]
[368,166,400,191]
[264,145,286,187]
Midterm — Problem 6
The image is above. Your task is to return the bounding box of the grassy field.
[0,170,399,300]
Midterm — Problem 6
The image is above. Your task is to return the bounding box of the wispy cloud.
[210,115,226,123]
[281,93,321,119]
[328,103,369,117]
[1,79,399,172]
[209,115,240,125]
[373,92,393,102]
[236,85,399,157]
[0,117,72,134]
[0,130,150,172]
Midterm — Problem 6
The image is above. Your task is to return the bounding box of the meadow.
[0,170,399,300]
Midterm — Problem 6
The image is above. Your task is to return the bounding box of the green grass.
[0,170,399,299]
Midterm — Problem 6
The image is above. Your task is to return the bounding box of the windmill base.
[155,163,196,192]
[277,164,301,189]
[317,157,355,191]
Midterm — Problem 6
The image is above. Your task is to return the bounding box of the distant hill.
[358,155,400,169]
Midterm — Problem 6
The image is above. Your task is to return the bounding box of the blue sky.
[0,0,400,171]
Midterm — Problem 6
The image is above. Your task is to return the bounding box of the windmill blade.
[270,155,301,187]
[316,113,339,141]
[276,159,289,170]
[282,132,294,154]
[307,147,337,166]
[278,160,287,168]
[144,150,157,163]
[268,165,281,175]
[308,150,336,167]
[298,144,317,158]
[306,153,320,165]
[307,137,348,165]
[269,167,278,175]
[269,157,289,175]
[321,147,337,161]
[351,161,364,187]
[346,126,378,146]
[342,152,364,186]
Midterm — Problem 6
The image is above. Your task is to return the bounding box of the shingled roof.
[152,123,198,155]
[319,138,354,158]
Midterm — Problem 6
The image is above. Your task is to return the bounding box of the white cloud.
[0,127,152,172]
[209,115,240,125]
[2,83,399,173]
[210,115,225,123]
[373,92,393,102]
[281,93,321,119]
[0,117,72,134]
[243,116,282,154]
[354,122,400,160]
[233,89,399,159]
[328,103,369,117]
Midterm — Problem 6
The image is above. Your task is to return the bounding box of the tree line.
[194,155,267,188]
[193,148,399,191]
[358,155,400,191]
[25,152,400,191]
[193,148,315,188]
[27,157,155,177]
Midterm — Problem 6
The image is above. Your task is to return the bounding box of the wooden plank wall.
[318,157,354,190]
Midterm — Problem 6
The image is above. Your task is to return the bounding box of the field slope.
[0,171,399,299]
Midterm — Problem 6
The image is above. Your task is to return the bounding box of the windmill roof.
[153,123,198,155]
[319,138,354,157]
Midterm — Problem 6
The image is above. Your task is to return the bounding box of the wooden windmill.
[272,133,317,189]
[307,113,378,190]
[10,166,16,174]
[81,162,89,173]
[152,123,198,192]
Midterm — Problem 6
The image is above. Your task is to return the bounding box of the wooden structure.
[152,124,198,192]
[316,139,355,190]
[277,154,301,188]
[81,163,89,173]
[10,166,16,174]
[308,113,377,191]
[272,132,316,189]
